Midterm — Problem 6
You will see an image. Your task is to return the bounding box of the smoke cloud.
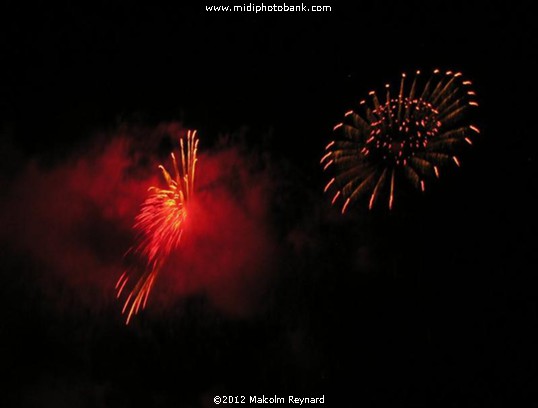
[0,123,280,320]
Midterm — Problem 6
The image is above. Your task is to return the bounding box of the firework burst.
[321,69,480,212]
[116,130,199,324]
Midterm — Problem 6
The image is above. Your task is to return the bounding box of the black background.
[1,2,537,407]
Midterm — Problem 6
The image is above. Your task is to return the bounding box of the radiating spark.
[342,197,351,214]
[470,125,480,134]
[320,152,332,163]
[331,190,341,205]
[333,123,343,131]
[324,178,336,193]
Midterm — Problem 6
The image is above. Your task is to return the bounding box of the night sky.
[1,2,537,407]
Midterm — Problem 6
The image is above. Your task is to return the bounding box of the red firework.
[116,130,199,324]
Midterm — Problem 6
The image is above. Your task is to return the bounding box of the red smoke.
[153,146,278,317]
[1,123,278,319]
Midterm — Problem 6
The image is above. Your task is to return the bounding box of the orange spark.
[324,178,335,193]
[320,152,332,164]
[470,125,480,134]
[331,191,341,205]
[342,197,351,214]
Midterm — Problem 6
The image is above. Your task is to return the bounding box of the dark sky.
[1,2,537,407]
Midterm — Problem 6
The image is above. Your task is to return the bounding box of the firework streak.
[116,130,199,324]
[322,69,480,212]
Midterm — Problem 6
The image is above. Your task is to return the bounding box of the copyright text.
[213,394,325,404]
